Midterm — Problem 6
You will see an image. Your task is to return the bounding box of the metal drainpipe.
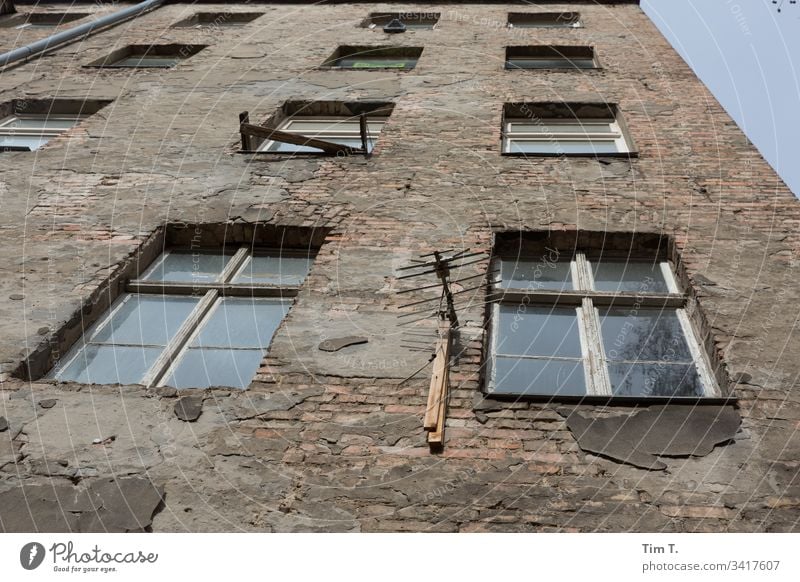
[0,0,165,69]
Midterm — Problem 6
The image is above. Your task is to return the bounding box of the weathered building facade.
[1,0,799,532]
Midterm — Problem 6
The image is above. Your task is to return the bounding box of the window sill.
[81,65,177,70]
[501,151,639,159]
[238,149,373,159]
[481,391,737,407]
[504,66,603,72]
[317,65,417,71]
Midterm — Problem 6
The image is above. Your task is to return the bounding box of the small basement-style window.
[505,46,597,70]
[503,103,633,156]
[85,44,207,68]
[361,12,439,30]
[486,245,719,399]
[507,12,581,28]
[47,246,315,390]
[322,46,423,69]
[0,113,86,151]
[171,12,263,28]
[0,12,89,29]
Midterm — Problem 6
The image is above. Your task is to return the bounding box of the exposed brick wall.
[1,2,799,532]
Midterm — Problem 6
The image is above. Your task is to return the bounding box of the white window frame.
[503,117,629,154]
[258,116,387,153]
[0,114,85,150]
[486,252,719,398]
[48,246,312,389]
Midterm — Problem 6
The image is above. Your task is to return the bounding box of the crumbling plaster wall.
[1,2,799,532]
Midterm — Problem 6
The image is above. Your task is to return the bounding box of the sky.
[642,0,800,196]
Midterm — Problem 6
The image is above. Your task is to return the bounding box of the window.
[47,246,314,389]
[0,113,86,151]
[486,249,718,399]
[1,12,89,29]
[258,116,387,153]
[502,103,633,156]
[171,12,263,28]
[507,12,581,28]
[361,12,439,30]
[241,100,394,154]
[505,46,597,70]
[322,46,423,69]
[85,45,207,68]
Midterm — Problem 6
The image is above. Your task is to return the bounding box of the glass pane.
[0,135,51,150]
[500,258,573,291]
[53,345,161,385]
[91,294,199,346]
[191,298,290,348]
[284,120,384,133]
[507,58,595,69]
[264,137,376,153]
[509,122,614,134]
[162,348,264,390]
[336,57,416,69]
[507,140,621,154]
[599,308,693,362]
[232,255,312,285]
[512,22,580,28]
[496,305,582,357]
[113,56,179,67]
[607,362,704,397]
[142,251,231,283]
[1,116,78,130]
[493,356,586,396]
[592,261,670,293]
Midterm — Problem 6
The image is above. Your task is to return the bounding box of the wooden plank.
[359,113,370,158]
[427,362,449,447]
[423,323,451,431]
[426,387,447,447]
[239,123,365,155]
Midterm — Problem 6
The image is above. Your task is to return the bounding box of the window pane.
[493,356,586,396]
[507,140,620,154]
[91,294,199,346]
[509,122,615,134]
[284,120,384,133]
[113,56,179,67]
[162,348,264,390]
[53,345,161,385]
[607,362,704,397]
[511,22,580,28]
[232,255,312,285]
[0,135,50,150]
[142,251,231,283]
[336,57,416,69]
[592,261,670,293]
[599,308,693,362]
[264,137,376,153]
[190,298,290,348]
[500,258,573,291]
[507,58,595,69]
[496,305,582,357]
[1,116,78,130]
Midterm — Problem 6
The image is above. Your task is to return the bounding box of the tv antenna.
[395,249,490,450]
